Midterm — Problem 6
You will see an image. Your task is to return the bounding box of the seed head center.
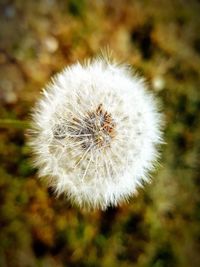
[53,104,116,150]
[72,104,116,150]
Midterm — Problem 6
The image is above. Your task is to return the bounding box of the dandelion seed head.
[28,57,163,210]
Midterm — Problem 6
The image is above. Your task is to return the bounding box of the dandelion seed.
[28,55,163,210]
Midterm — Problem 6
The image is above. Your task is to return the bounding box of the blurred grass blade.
[0,119,30,129]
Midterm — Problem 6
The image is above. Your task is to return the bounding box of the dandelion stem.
[0,119,30,129]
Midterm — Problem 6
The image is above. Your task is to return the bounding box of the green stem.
[0,119,30,129]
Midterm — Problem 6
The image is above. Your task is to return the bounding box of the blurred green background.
[0,0,200,266]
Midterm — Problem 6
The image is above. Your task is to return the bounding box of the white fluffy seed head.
[28,56,163,210]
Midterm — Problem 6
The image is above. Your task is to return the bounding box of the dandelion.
[28,56,163,210]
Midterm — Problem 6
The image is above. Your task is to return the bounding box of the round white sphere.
[29,57,163,210]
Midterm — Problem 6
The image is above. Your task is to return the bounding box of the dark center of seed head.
[53,104,116,150]
[70,104,116,150]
